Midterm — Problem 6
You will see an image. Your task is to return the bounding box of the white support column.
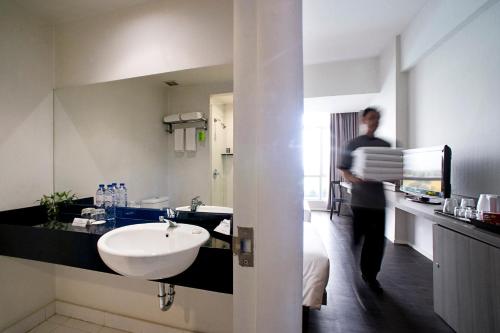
[233,0,304,332]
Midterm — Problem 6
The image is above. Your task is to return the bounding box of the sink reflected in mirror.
[176,206,233,214]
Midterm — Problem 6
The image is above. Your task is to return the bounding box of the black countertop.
[0,202,233,294]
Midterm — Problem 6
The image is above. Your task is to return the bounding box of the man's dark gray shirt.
[338,135,391,210]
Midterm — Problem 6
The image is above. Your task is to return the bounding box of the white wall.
[54,265,232,333]
[0,2,56,330]
[402,214,434,260]
[370,40,397,146]
[0,1,54,211]
[233,0,303,331]
[369,36,409,148]
[401,0,496,70]
[54,0,233,88]
[0,257,55,331]
[54,77,169,202]
[223,104,234,207]
[407,1,500,197]
[304,57,379,98]
[165,82,232,208]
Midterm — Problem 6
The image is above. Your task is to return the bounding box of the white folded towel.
[214,219,231,235]
[360,172,404,182]
[163,114,180,123]
[354,147,404,155]
[180,112,204,121]
[361,160,403,168]
[174,128,184,152]
[354,153,403,162]
[351,147,404,181]
[353,166,404,175]
[185,128,197,151]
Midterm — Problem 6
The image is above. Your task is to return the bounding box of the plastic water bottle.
[95,184,105,208]
[117,183,127,207]
[104,185,115,222]
[112,183,118,206]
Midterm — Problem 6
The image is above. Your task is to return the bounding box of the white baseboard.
[4,300,191,333]
[392,239,433,261]
[406,243,433,261]
[3,302,55,333]
[55,300,190,333]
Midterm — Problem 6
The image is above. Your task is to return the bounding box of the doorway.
[209,93,234,207]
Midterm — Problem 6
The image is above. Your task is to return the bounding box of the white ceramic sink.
[97,223,209,279]
[176,206,233,214]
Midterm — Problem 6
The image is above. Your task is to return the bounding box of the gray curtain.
[327,112,359,210]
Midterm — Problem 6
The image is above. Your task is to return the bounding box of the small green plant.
[38,191,77,222]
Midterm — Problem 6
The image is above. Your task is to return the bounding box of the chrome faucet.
[190,196,203,212]
[159,215,177,237]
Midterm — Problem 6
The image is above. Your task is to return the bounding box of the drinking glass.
[454,207,465,218]
[91,209,106,222]
[464,207,477,220]
[81,208,95,219]
[460,198,475,209]
[443,198,458,214]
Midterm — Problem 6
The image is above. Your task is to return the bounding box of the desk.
[384,191,500,260]
[382,191,500,331]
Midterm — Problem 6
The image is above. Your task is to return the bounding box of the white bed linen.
[303,222,330,309]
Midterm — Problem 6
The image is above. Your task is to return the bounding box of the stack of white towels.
[164,112,204,152]
[352,147,404,182]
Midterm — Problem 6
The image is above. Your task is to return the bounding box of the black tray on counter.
[434,210,472,224]
[470,218,500,234]
[435,210,500,234]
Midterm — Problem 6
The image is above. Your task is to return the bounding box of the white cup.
[477,194,489,212]
[477,194,500,213]
[486,194,498,213]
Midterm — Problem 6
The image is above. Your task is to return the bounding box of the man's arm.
[338,140,363,183]
[340,169,363,184]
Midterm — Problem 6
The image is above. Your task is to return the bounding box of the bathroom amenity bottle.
[95,184,105,208]
[104,185,115,223]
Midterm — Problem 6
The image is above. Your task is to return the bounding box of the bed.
[303,222,330,309]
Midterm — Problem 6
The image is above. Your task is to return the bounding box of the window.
[303,112,330,202]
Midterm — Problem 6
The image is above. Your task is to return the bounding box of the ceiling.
[14,0,154,25]
[303,0,429,64]
[15,0,429,67]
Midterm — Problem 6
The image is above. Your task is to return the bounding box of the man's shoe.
[362,275,384,295]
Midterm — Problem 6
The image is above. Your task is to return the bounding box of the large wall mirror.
[53,64,233,210]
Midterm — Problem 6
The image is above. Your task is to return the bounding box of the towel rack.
[163,118,208,133]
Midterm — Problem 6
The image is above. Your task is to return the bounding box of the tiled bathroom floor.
[29,314,127,333]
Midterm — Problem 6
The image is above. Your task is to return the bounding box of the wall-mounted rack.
[163,118,208,133]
